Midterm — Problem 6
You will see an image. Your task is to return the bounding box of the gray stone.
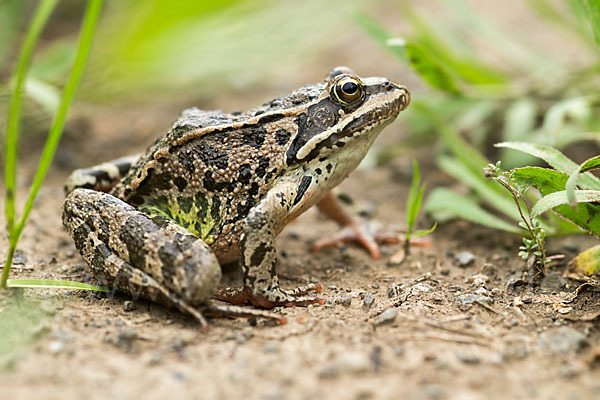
[456,294,493,305]
[123,301,136,312]
[411,283,433,295]
[455,252,475,267]
[335,296,352,307]
[364,293,375,311]
[539,327,587,354]
[373,308,398,326]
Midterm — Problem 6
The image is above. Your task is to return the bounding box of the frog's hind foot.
[201,302,288,324]
[64,154,140,194]
[214,284,324,309]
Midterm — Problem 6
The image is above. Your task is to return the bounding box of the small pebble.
[456,294,493,305]
[480,263,496,276]
[456,351,480,365]
[373,307,398,326]
[48,340,67,355]
[411,283,433,295]
[539,327,587,354]
[12,252,27,265]
[393,345,404,356]
[371,283,379,289]
[123,301,136,312]
[115,329,139,351]
[455,251,475,267]
[263,341,279,353]
[364,293,375,311]
[474,287,488,296]
[421,384,447,399]
[336,296,352,307]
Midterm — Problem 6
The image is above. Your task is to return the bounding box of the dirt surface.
[2,1,600,393]
[2,103,600,400]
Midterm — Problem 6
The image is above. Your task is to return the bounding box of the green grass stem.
[2,0,104,289]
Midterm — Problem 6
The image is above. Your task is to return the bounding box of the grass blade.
[406,160,423,231]
[578,0,600,46]
[4,0,58,236]
[6,279,109,292]
[424,187,521,234]
[437,155,520,220]
[1,0,104,289]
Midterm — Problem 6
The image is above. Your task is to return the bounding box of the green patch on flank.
[140,194,221,244]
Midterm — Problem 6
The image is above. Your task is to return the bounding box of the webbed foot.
[214,283,324,308]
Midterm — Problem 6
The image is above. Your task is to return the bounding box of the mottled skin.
[63,67,410,325]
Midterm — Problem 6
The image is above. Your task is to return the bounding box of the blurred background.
[1,0,599,234]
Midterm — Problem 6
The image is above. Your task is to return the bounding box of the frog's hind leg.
[201,302,287,324]
[64,154,140,194]
[62,188,224,326]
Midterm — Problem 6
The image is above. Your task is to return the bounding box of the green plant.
[359,0,600,240]
[484,161,548,274]
[404,160,436,253]
[2,0,106,293]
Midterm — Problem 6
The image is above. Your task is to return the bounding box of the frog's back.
[110,104,304,261]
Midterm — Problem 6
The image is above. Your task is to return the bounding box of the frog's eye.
[331,76,365,106]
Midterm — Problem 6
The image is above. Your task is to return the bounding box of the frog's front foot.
[312,219,386,259]
[214,283,324,308]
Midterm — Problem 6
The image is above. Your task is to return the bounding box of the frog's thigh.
[63,189,221,306]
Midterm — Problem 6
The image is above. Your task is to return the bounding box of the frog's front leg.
[216,182,324,308]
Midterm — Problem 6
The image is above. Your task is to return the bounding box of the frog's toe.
[312,221,383,259]
[214,286,324,308]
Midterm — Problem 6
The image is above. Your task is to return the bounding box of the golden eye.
[332,76,364,106]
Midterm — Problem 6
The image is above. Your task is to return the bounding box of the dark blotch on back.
[256,156,270,178]
[242,126,267,149]
[275,129,291,146]
[238,163,253,184]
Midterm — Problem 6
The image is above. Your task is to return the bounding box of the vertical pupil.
[341,81,358,95]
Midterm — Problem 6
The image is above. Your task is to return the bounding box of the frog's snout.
[400,88,410,111]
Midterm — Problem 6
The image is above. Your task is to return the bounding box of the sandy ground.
[2,1,600,394]
[1,109,600,400]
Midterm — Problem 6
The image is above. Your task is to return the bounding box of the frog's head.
[285,67,409,180]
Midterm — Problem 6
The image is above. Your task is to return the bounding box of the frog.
[62,67,410,326]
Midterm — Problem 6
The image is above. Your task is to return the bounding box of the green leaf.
[578,0,600,46]
[542,97,592,137]
[403,42,462,95]
[410,223,437,238]
[500,98,538,167]
[570,244,600,275]
[406,160,423,231]
[497,142,600,189]
[6,279,109,292]
[437,155,520,220]
[511,167,600,236]
[424,187,521,234]
[532,190,600,216]
[566,155,600,203]
[438,125,491,175]
[356,14,461,94]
